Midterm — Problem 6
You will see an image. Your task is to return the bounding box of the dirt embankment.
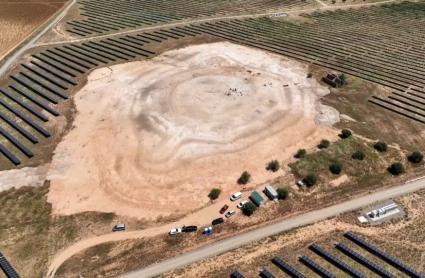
[46,42,337,219]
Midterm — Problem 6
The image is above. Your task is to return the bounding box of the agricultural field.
[0,0,66,59]
[166,190,425,277]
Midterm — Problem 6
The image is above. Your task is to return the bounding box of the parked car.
[220,204,229,214]
[203,226,213,236]
[230,192,242,201]
[212,217,224,226]
[225,210,236,218]
[182,225,198,233]
[237,200,248,209]
[169,228,182,235]
[112,223,125,232]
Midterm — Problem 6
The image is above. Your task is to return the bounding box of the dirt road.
[122,177,425,278]
[46,176,425,277]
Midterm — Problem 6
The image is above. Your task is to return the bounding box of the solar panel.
[309,244,366,278]
[0,251,21,278]
[271,256,306,278]
[230,270,245,278]
[299,255,336,278]
[260,268,275,278]
[344,232,425,278]
[335,243,396,278]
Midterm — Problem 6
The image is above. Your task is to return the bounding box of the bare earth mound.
[47,42,337,219]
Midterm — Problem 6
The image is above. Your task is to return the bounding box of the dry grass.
[0,184,148,277]
[0,1,65,58]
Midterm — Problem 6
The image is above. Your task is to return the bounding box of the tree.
[294,149,307,159]
[388,162,405,176]
[408,151,423,164]
[352,150,365,160]
[266,160,280,172]
[277,187,289,200]
[374,141,388,152]
[208,188,221,200]
[237,171,251,185]
[329,163,342,175]
[318,139,330,149]
[303,174,317,187]
[242,202,257,216]
[339,129,352,139]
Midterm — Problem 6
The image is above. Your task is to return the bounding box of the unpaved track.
[47,177,425,277]
[122,177,425,278]
[35,0,398,48]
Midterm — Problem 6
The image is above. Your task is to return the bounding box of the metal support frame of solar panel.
[260,268,276,278]
[344,232,425,278]
[230,270,246,278]
[309,244,366,278]
[0,252,20,278]
[335,243,396,278]
[271,257,306,278]
[299,255,336,278]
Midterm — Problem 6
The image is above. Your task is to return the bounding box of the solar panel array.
[0,252,20,278]
[271,257,306,278]
[335,242,396,278]
[66,0,313,36]
[230,232,424,278]
[259,268,275,278]
[309,243,367,278]
[0,28,203,168]
[299,255,336,278]
[230,270,246,278]
[344,232,425,278]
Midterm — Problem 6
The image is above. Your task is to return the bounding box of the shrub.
[303,174,317,187]
[266,160,280,172]
[388,163,405,176]
[242,202,257,216]
[339,129,352,139]
[318,139,330,149]
[339,73,347,85]
[307,73,313,78]
[294,149,307,159]
[352,150,365,160]
[208,188,221,200]
[374,141,388,152]
[408,151,423,164]
[329,163,342,175]
[237,171,251,185]
[277,187,289,200]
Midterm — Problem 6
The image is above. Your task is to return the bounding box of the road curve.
[122,177,425,278]
[0,0,76,78]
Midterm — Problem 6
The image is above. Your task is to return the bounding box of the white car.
[169,228,182,235]
[230,192,242,201]
[225,210,236,218]
[237,200,248,209]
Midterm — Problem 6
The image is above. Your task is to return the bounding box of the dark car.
[219,204,229,214]
[212,217,224,226]
[182,225,198,233]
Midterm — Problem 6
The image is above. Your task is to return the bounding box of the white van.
[112,223,125,232]
[230,192,242,201]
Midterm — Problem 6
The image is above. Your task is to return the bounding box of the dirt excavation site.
[46,42,338,219]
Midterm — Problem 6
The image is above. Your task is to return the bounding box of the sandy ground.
[46,42,337,219]
[0,165,48,191]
